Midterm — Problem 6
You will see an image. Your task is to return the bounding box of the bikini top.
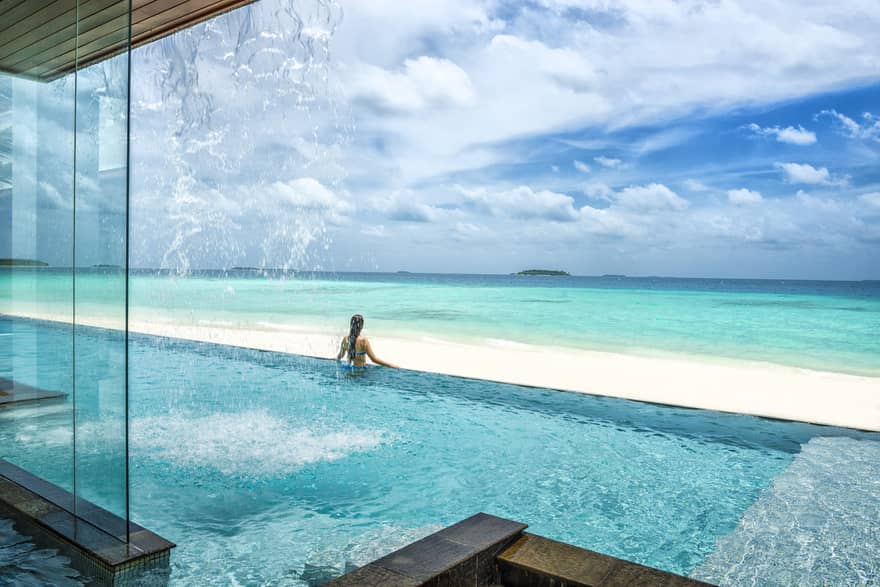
[349,338,367,356]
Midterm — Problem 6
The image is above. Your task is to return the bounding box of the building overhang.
[0,0,258,82]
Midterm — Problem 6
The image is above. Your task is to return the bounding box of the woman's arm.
[365,339,398,368]
[336,338,347,361]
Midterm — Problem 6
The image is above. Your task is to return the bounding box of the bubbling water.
[130,410,389,479]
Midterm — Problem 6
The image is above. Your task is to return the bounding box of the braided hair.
[347,314,364,362]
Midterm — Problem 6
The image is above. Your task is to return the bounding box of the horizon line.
[8,265,878,283]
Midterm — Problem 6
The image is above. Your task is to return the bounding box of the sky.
[7,0,878,279]
[318,0,880,279]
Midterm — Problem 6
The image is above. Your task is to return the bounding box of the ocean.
[1,268,879,377]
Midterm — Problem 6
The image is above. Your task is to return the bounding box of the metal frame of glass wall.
[0,0,132,543]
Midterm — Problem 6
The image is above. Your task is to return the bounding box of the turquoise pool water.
[2,269,880,376]
[1,316,879,585]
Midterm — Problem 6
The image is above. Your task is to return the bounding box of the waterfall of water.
[130,0,347,276]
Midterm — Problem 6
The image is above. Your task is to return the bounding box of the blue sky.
[122,0,880,279]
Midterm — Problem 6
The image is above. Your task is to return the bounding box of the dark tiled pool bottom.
[327,513,714,587]
[0,459,174,586]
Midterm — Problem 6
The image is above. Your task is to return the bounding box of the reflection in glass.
[0,0,132,544]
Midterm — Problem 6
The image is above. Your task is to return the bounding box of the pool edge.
[0,458,175,586]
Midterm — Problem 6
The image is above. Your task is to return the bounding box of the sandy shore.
[4,309,879,431]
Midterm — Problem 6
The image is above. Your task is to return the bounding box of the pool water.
[1,316,879,586]
[0,519,82,586]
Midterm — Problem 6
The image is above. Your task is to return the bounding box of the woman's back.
[336,314,398,368]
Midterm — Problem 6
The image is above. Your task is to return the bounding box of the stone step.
[326,513,527,586]
[498,533,713,587]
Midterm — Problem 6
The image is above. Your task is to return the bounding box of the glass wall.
[0,1,131,542]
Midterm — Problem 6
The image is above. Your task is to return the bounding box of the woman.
[336,314,398,368]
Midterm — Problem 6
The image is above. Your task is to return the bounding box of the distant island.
[0,258,48,267]
[601,274,627,278]
[93,264,121,269]
[517,269,570,276]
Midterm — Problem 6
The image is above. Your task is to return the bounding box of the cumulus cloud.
[583,182,614,202]
[460,185,580,222]
[727,188,764,205]
[746,123,817,145]
[860,192,880,208]
[594,155,623,168]
[347,56,475,113]
[485,34,597,92]
[614,184,688,211]
[269,178,345,211]
[775,162,845,186]
[372,191,441,223]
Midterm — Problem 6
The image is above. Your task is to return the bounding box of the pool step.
[691,435,880,587]
[326,513,526,586]
[326,513,717,586]
[498,533,712,587]
[0,377,66,407]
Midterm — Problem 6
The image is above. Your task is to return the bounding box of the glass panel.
[72,1,131,540]
[0,68,76,495]
[0,0,132,544]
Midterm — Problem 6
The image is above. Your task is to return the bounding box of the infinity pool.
[1,317,878,586]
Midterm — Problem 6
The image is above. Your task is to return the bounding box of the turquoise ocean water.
[1,268,879,376]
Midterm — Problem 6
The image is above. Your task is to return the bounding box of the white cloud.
[860,192,880,208]
[684,179,709,192]
[573,160,591,173]
[727,188,764,205]
[269,178,344,211]
[775,162,845,186]
[583,182,614,201]
[485,34,597,92]
[579,205,643,239]
[347,56,475,113]
[460,185,580,222]
[453,222,487,240]
[614,183,688,212]
[796,190,840,213]
[372,191,441,223]
[818,109,880,142]
[746,123,817,145]
[332,1,880,190]
[594,155,623,168]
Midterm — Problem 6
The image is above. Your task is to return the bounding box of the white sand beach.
[6,309,880,432]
